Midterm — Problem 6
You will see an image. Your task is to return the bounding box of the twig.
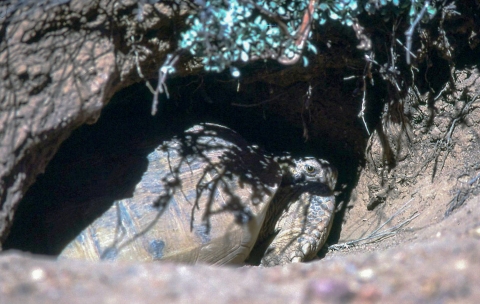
[329,199,418,250]
[436,93,478,177]
[405,0,430,64]
[301,84,313,141]
[358,53,374,135]
[276,0,317,65]
[133,39,156,95]
[468,173,480,186]
[370,198,414,236]
[396,38,417,59]
[231,92,286,107]
[152,53,179,115]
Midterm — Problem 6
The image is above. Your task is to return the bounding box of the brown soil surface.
[1,1,480,303]
[337,67,480,257]
[1,195,479,303]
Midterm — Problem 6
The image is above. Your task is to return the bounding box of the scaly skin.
[258,157,337,266]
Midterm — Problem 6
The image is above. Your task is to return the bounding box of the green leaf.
[303,56,309,67]
[409,5,416,17]
[307,41,317,54]
[427,6,437,17]
[242,40,250,52]
[230,66,240,78]
[329,10,340,20]
[319,3,329,11]
[241,51,249,62]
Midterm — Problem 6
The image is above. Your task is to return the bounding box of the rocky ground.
[1,194,479,303]
[1,1,480,303]
[2,77,479,302]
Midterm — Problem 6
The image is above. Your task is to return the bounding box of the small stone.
[358,268,374,280]
[469,226,480,239]
[31,268,45,281]
[454,259,467,270]
[304,279,355,303]
[16,64,28,76]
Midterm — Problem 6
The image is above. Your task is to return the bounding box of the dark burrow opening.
[4,68,370,261]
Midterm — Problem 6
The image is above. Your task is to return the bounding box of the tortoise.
[59,123,337,266]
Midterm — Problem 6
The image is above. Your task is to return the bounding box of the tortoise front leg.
[260,193,336,267]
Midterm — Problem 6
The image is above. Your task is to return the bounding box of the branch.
[329,199,419,250]
[152,53,179,115]
[277,0,317,65]
[405,0,430,64]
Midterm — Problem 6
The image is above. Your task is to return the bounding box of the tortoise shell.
[60,123,282,265]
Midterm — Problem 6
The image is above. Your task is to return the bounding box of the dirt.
[1,196,479,303]
[1,1,480,303]
[337,67,480,253]
[2,67,479,302]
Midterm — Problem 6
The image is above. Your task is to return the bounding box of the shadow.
[61,123,282,262]
[1,0,129,248]
[5,117,284,260]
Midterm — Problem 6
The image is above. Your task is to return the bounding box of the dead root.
[329,199,419,251]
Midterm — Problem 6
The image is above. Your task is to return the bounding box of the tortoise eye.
[305,165,315,173]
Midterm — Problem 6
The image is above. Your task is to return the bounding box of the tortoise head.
[280,157,337,192]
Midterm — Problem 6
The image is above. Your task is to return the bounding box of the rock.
[1,196,480,303]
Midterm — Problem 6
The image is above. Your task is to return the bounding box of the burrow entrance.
[4,68,370,257]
